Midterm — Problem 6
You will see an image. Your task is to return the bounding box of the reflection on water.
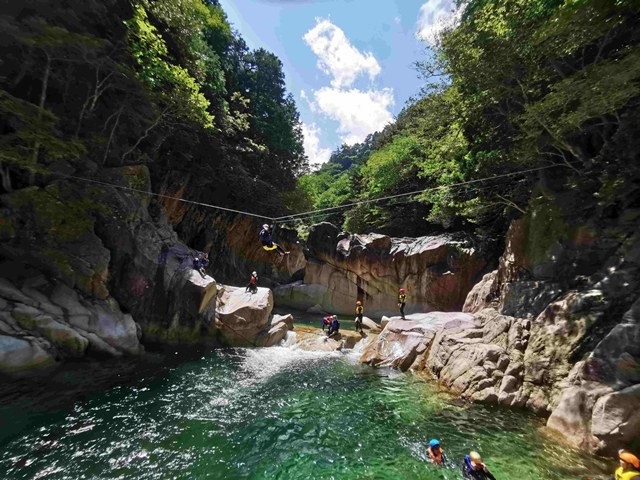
[0,344,611,479]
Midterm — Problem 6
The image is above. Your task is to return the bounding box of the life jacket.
[398,293,406,304]
[427,446,443,464]
[330,319,340,331]
[616,467,640,480]
[250,276,257,284]
[322,316,332,325]
[356,305,364,315]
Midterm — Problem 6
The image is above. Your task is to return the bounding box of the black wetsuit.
[355,306,364,331]
[259,228,286,255]
[462,456,496,480]
[398,293,406,319]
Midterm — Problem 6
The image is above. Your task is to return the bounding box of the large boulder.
[215,286,273,346]
[0,274,143,375]
[361,312,477,371]
[545,297,640,453]
[274,223,486,317]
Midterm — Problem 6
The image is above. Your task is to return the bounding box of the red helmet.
[356,300,362,305]
[399,288,405,293]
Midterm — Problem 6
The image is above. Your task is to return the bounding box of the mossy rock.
[523,192,569,267]
[8,185,104,243]
[0,213,15,239]
[0,334,55,373]
[12,310,89,358]
[120,165,151,207]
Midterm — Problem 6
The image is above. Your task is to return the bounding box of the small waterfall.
[280,330,298,347]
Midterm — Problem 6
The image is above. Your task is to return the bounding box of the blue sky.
[218,0,459,165]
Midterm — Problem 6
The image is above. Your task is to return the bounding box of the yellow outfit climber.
[616,451,640,480]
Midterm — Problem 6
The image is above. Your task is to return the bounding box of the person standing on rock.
[259,224,288,257]
[246,271,258,294]
[615,451,640,480]
[398,288,407,319]
[462,451,496,480]
[355,301,364,332]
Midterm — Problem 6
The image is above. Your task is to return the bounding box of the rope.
[273,163,565,222]
[49,172,276,222]
[47,161,573,226]
[275,180,509,225]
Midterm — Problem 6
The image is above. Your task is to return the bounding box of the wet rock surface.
[0,274,142,374]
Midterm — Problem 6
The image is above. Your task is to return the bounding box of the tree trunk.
[30,51,51,182]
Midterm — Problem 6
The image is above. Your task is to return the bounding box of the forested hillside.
[297,0,640,244]
[0,0,305,212]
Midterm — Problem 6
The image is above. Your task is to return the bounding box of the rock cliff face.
[0,168,295,375]
[274,222,486,316]
[359,201,640,454]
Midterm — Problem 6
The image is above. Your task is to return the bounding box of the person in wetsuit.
[322,315,336,331]
[398,288,407,319]
[259,224,288,256]
[462,451,496,480]
[327,316,340,338]
[355,301,364,332]
[246,271,258,294]
[427,439,445,466]
[615,451,640,480]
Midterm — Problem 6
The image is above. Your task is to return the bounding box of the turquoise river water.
[0,340,612,479]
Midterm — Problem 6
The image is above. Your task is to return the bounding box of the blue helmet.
[429,439,440,448]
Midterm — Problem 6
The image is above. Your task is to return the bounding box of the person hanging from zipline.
[398,288,407,319]
[259,224,289,256]
[355,300,364,332]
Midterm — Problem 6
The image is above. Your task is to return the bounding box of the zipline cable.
[47,162,570,226]
[48,172,277,222]
[273,163,567,223]
[274,177,528,225]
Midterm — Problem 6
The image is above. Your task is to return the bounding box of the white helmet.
[252,271,257,276]
[262,224,269,229]
[333,315,337,319]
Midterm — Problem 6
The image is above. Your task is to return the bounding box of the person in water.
[246,271,258,294]
[355,301,364,332]
[398,288,407,319]
[322,315,336,331]
[427,439,445,466]
[327,316,340,338]
[259,224,288,256]
[615,451,640,480]
[462,451,496,480]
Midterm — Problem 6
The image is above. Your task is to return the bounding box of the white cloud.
[302,122,332,165]
[416,0,464,45]
[303,19,381,88]
[300,89,318,113]
[313,87,394,145]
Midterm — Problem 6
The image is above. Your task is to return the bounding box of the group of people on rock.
[193,252,209,277]
[322,314,340,338]
[426,439,496,479]
[319,288,410,337]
